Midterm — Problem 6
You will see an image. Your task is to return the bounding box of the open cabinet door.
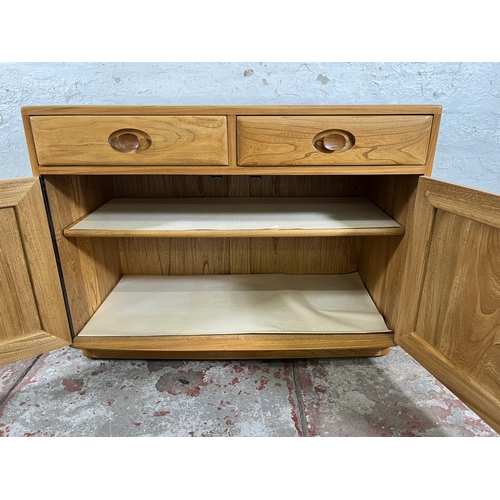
[397,177,500,433]
[0,178,71,366]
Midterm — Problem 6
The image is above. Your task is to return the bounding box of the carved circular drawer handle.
[108,129,152,153]
[313,129,355,154]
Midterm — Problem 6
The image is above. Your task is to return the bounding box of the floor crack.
[292,360,309,437]
[0,355,41,408]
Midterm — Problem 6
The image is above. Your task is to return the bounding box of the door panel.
[0,178,71,366]
[397,177,500,433]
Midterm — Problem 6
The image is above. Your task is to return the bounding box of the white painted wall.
[1,62,499,193]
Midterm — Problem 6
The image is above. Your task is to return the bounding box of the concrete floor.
[0,346,497,437]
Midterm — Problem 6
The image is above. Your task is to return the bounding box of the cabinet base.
[72,333,396,360]
[79,347,391,360]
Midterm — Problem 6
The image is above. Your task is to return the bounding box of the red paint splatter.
[62,378,83,392]
[248,365,270,375]
[186,386,202,397]
[154,411,171,417]
[233,365,245,373]
[256,376,269,391]
[91,370,103,376]
[105,382,113,388]
[274,371,281,379]
[225,419,234,426]
[134,422,142,427]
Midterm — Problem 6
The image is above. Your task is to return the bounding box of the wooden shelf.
[76,273,391,339]
[64,197,404,238]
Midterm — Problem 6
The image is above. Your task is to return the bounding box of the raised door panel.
[0,178,71,366]
[396,177,500,433]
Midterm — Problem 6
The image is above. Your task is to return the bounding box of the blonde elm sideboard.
[0,105,499,432]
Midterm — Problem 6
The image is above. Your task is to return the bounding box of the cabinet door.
[0,178,71,366]
[397,177,500,433]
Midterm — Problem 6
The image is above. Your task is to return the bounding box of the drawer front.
[31,115,229,166]
[237,115,433,166]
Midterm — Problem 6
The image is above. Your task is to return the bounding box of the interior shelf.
[64,197,404,238]
[77,272,390,338]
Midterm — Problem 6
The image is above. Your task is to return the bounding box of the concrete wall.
[1,62,499,193]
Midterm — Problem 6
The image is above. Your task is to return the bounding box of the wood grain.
[237,115,433,166]
[358,175,419,331]
[0,177,37,208]
[80,347,392,359]
[44,176,122,335]
[1,331,70,366]
[111,174,365,198]
[416,211,500,395]
[31,115,229,166]
[0,178,71,366]
[22,106,441,175]
[248,237,359,274]
[0,208,41,340]
[22,104,442,116]
[396,176,500,433]
[424,111,441,176]
[73,333,396,359]
[117,236,358,276]
[119,238,231,275]
[38,165,429,176]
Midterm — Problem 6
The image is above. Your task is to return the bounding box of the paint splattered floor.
[0,347,497,437]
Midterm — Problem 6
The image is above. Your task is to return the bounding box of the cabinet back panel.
[111,175,366,198]
[118,237,359,275]
[111,175,363,276]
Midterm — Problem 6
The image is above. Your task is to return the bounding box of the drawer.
[237,115,433,166]
[31,115,229,166]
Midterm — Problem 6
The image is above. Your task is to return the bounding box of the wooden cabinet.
[1,105,499,433]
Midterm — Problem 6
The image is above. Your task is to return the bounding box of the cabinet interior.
[43,174,419,342]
